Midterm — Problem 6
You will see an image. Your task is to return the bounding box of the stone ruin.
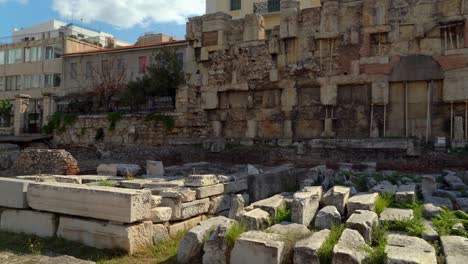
[0,158,466,263]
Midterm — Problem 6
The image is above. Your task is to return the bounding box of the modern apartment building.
[206,0,321,29]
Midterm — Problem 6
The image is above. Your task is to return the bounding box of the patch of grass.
[317,224,345,264]
[98,179,113,187]
[432,209,468,238]
[107,112,123,131]
[363,224,388,264]
[225,222,247,251]
[375,193,394,215]
[273,207,292,224]
[385,202,425,237]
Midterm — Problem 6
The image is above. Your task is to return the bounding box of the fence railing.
[253,0,281,14]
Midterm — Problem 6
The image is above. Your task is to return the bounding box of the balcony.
[253,0,281,14]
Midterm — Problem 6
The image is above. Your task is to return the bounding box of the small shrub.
[98,179,113,187]
[42,112,78,134]
[363,224,388,264]
[385,202,425,237]
[145,112,175,130]
[375,193,394,215]
[274,207,292,224]
[225,222,247,250]
[27,238,43,255]
[318,224,345,264]
[107,112,123,131]
[433,209,468,238]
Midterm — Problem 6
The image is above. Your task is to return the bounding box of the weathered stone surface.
[347,192,378,216]
[332,228,369,264]
[346,210,379,243]
[27,182,152,223]
[268,222,311,240]
[146,160,164,177]
[239,208,270,230]
[16,175,83,184]
[315,206,341,230]
[231,231,288,264]
[120,179,152,189]
[185,174,220,187]
[224,180,248,193]
[209,194,231,214]
[250,194,287,218]
[321,186,351,215]
[158,187,196,202]
[153,224,169,244]
[444,175,467,190]
[0,144,19,170]
[162,197,210,221]
[193,183,224,198]
[0,209,57,237]
[422,220,439,242]
[370,181,398,195]
[294,229,330,264]
[150,207,172,223]
[424,196,454,210]
[202,220,235,264]
[0,252,95,264]
[151,195,162,208]
[12,149,79,176]
[455,198,468,212]
[97,164,141,177]
[291,186,322,226]
[229,194,245,219]
[248,165,299,202]
[57,217,153,253]
[168,215,206,237]
[177,216,232,263]
[0,178,29,208]
[380,208,414,221]
[386,234,437,264]
[395,184,416,204]
[441,236,468,264]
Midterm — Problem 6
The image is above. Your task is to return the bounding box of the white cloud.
[52,0,205,28]
[0,0,28,4]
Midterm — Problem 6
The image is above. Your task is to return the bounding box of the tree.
[0,100,12,127]
[90,58,128,111]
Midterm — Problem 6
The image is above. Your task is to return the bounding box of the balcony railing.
[253,0,281,14]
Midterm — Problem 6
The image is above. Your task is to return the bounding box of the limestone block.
[372,80,389,104]
[209,194,231,214]
[245,120,257,138]
[27,182,152,223]
[294,229,331,264]
[269,69,279,82]
[203,220,235,264]
[422,221,439,242]
[444,175,466,191]
[386,234,437,264]
[441,236,468,264]
[0,209,57,238]
[321,186,351,215]
[200,47,209,61]
[346,210,379,243]
[268,38,280,54]
[224,180,248,193]
[347,192,379,217]
[370,181,398,195]
[243,14,265,42]
[229,194,245,219]
[395,184,416,203]
[281,88,297,112]
[158,187,196,202]
[291,186,322,226]
[168,215,206,238]
[423,203,443,219]
[380,208,414,221]
[201,92,218,110]
[239,208,270,230]
[146,161,164,177]
[185,174,220,187]
[332,228,369,263]
[455,198,468,212]
[314,206,341,230]
[150,207,172,223]
[268,222,311,240]
[193,183,224,199]
[120,179,152,189]
[251,194,287,218]
[320,84,337,105]
[162,198,210,221]
[177,216,233,263]
[153,224,169,244]
[97,164,141,177]
[454,116,465,141]
[0,178,29,209]
[231,231,288,264]
[57,217,153,254]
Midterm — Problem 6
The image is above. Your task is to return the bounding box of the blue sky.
[0,0,206,43]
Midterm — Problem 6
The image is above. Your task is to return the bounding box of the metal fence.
[253,0,281,14]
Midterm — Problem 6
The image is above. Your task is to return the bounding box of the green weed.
[432,209,468,238]
[225,222,247,251]
[375,193,394,215]
[317,224,345,264]
[274,207,292,224]
[363,224,388,264]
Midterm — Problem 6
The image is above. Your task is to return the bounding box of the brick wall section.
[434,55,468,70]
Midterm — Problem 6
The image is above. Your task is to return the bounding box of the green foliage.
[375,193,394,215]
[95,128,105,141]
[433,209,468,238]
[225,222,247,250]
[274,207,292,224]
[318,224,345,264]
[27,238,43,255]
[363,224,388,264]
[0,99,12,118]
[42,112,78,134]
[385,202,425,237]
[107,112,123,131]
[98,179,113,187]
[145,112,175,130]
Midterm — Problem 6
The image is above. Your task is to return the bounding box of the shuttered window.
[230,0,241,10]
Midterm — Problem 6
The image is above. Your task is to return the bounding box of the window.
[230,0,241,10]
[139,56,147,74]
[85,62,93,79]
[5,76,21,91]
[23,75,42,89]
[0,51,4,65]
[44,73,61,88]
[116,59,126,74]
[7,49,22,64]
[0,77,3,91]
[26,47,42,62]
[45,44,63,60]
[70,63,78,79]
[370,32,389,56]
[441,23,464,50]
